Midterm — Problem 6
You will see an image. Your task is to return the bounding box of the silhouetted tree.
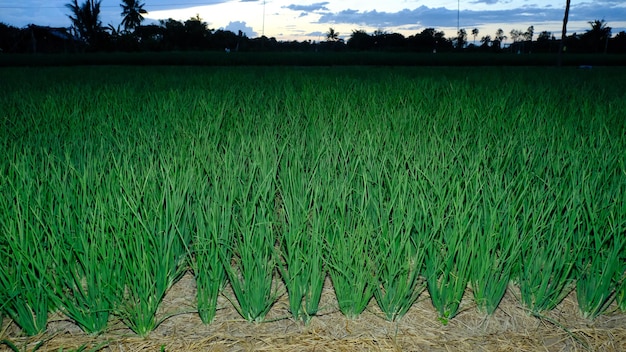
[535,31,556,53]
[582,19,611,53]
[159,18,185,50]
[480,35,492,49]
[524,26,534,52]
[134,24,163,50]
[120,0,147,33]
[493,28,506,50]
[456,28,467,49]
[347,30,374,50]
[407,28,450,53]
[510,29,523,43]
[538,31,553,41]
[611,31,626,53]
[66,0,104,48]
[326,28,339,42]
[211,29,240,51]
[471,28,479,45]
[370,30,405,51]
[184,14,211,49]
[524,26,534,41]
[0,23,21,53]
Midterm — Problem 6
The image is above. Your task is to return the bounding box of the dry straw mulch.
[2,273,625,352]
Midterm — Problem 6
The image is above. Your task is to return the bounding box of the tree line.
[0,0,624,54]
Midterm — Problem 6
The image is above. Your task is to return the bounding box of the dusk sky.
[1,1,624,42]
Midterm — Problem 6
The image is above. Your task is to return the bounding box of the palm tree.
[326,27,339,42]
[494,28,506,49]
[480,35,492,48]
[66,0,103,46]
[456,28,467,49]
[558,0,570,66]
[471,28,479,45]
[120,0,147,33]
[510,29,523,43]
[585,19,611,53]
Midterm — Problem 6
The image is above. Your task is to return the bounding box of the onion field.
[1,66,625,343]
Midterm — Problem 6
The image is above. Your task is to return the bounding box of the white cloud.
[224,20,258,37]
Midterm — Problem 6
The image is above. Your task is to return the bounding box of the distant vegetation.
[2,51,626,67]
[0,0,624,57]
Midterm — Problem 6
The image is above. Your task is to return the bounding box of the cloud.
[316,3,626,31]
[306,31,326,37]
[146,0,233,10]
[283,2,330,13]
[224,20,258,37]
[317,6,458,28]
[469,0,506,5]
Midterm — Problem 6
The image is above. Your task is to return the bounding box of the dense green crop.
[1,66,625,335]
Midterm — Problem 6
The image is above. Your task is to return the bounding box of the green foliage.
[112,153,193,336]
[0,338,44,352]
[192,146,234,324]
[515,141,582,314]
[325,144,376,319]
[469,141,522,315]
[46,154,123,334]
[0,153,54,336]
[371,145,427,321]
[222,136,281,322]
[277,136,328,323]
[575,143,626,319]
[1,66,625,339]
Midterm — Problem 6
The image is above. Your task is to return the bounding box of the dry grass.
[2,272,625,352]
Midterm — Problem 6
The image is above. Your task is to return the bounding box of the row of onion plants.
[1,66,625,338]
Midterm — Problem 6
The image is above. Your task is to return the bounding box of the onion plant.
[325,145,375,319]
[418,131,479,325]
[618,192,626,312]
[191,147,234,325]
[277,141,327,323]
[469,143,523,315]
[618,269,626,312]
[111,152,193,336]
[515,145,580,314]
[422,201,474,324]
[575,148,626,319]
[45,153,123,334]
[0,151,54,336]
[1,65,626,335]
[618,145,626,312]
[370,148,426,321]
[222,136,281,322]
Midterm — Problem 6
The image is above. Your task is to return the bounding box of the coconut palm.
[493,28,506,49]
[120,0,147,32]
[456,28,467,49]
[66,0,103,46]
[326,27,339,42]
[471,28,479,45]
[584,19,611,53]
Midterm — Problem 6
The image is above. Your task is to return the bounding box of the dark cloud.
[283,2,330,12]
[317,4,626,32]
[318,6,459,28]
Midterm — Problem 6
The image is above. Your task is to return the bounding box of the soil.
[2,272,625,352]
